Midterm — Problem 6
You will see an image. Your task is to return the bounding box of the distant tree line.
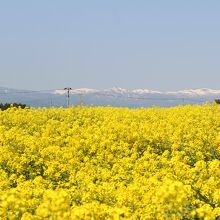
[215,99,220,104]
[0,103,28,111]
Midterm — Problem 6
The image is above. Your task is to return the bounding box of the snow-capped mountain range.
[1,87,220,107]
[53,87,220,97]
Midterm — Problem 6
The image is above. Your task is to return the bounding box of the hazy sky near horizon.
[0,0,220,91]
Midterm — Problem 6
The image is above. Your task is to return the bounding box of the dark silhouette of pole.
[50,97,53,107]
[64,87,72,107]
[79,94,84,106]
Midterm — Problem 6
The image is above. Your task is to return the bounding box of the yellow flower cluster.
[0,105,220,219]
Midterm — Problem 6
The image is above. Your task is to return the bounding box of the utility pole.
[79,94,83,106]
[50,97,53,107]
[64,87,72,107]
[182,98,185,105]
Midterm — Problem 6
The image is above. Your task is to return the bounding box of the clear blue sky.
[0,0,219,91]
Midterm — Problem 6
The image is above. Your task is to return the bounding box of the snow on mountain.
[104,87,220,97]
[53,90,67,95]
[52,87,220,97]
[53,88,98,95]
[167,88,220,96]
[71,88,99,94]
[2,86,220,97]
[105,87,130,94]
[132,89,161,95]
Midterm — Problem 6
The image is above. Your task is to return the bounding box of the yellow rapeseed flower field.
[0,105,220,219]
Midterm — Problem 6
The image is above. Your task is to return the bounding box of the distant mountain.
[0,87,220,108]
[53,87,220,97]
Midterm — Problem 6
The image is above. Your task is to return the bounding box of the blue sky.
[0,0,219,91]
